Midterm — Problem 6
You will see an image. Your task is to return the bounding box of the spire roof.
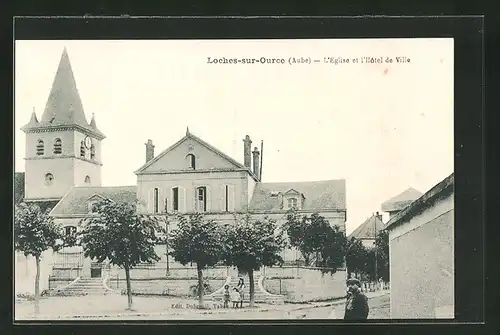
[21,48,105,139]
[40,48,89,127]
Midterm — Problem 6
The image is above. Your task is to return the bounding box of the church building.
[15,48,347,296]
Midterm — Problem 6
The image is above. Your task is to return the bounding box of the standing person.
[344,278,369,320]
[223,285,230,308]
[230,288,241,309]
[236,278,245,308]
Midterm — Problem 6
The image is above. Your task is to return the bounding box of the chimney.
[145,139,155,163]
[375,211,383,222]
[252,146,260,180]
[243,135,252,169]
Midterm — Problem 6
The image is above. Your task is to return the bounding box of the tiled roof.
[14,172,25,204]
[348,214,385,240]
[381,187,423,212]
[21,48,104,138]
[385,173,454,230]
[248,179,346,212]
[50,186,137,216]
[30,200,61,213]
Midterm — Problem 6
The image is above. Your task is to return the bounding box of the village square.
[14,43,454,321]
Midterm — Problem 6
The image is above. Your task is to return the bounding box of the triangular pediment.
[135,132,248,174]
[284,188,305,199]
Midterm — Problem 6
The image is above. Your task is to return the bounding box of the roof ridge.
[260,179,345,185]
[73,185,136,189]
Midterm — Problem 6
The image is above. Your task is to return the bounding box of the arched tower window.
[186,154,196,170]
[80,141,86,158]
[90,144,95,160]
[53,138,62,154]
[84,175,91,185]
[36,140,44,156]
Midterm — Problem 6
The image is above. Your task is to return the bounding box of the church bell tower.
[21,48,106,201]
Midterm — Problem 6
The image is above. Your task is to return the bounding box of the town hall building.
[15,48,347,299]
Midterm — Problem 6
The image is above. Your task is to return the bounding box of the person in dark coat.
[344,278,369,320]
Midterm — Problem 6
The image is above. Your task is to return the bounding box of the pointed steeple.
[21,107,40,131]
[40,48,89,127]
[186,126,190,136]
[89,113,97,128]
[30,106,39,123]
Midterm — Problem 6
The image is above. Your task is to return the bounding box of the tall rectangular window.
[172,187,179,211]
[225,185,229,212]
[153,188,159,213]
[197,186,207,212]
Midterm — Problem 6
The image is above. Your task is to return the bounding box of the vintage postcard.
[14,37,454,321]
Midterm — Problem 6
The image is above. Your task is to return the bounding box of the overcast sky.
[14,39,454,234]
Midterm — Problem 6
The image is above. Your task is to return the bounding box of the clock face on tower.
[84,136,92,149]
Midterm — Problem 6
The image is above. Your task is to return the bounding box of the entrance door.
[90,262,103,278]
[90,267,102,278]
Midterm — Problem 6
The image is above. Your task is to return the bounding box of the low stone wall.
[105,278,226,297]
[107,265,229,280]
[262,266,347,302]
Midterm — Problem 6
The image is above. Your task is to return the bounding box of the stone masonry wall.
[262,266,347,302]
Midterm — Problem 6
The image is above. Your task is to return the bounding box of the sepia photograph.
[14,37,455,321]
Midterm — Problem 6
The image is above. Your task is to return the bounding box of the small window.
[90,144,95,160]
[287,198,298,209]
[36,140,44,156]
[65,226,77,236]
[186,154,196,170]
[53,138,62,155]
[172,187,179,211]
[44,173,54,186]
[84,175,91,185]
[80,141,86,158]
[196,186,207,212]
[153,188,159,213]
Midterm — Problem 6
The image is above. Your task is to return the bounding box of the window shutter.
[220,184,226,212]
[167,188,172,212]
[192,187,197,213]
[206,186,211,212]
[178,186,186,213]
[147,188,154,213]
[228,184,235,212]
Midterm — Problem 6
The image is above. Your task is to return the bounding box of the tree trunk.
[248,269,255,308]
[34,255,41,314]
[124,266,133,310]
[197,264,204,308]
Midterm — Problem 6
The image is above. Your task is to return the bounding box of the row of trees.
[15,200,388,314]
[15,200,288,312]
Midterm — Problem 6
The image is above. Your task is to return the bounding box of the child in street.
[231,288,241,309]
[223,285,230,308]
